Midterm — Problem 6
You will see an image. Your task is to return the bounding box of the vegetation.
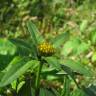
[0,0,96,96]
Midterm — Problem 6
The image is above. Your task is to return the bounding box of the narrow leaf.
[44,57,61,71]
[61,59,92,76]
[0,57,39,87]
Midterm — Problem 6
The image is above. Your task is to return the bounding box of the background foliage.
[0,0,96,96]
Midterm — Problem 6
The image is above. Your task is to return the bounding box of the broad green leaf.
[0,38,16,55]
[51,32,70,48]
[44,57,61,71]
[0,57,39,87]
[61,59,92,76]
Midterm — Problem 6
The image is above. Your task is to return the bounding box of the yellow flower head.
[38,42,55,56]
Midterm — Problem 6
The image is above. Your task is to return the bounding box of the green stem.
[35,61,43,96]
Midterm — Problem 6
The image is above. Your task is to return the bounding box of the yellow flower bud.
[38,42,55,56]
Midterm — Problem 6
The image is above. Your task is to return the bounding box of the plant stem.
[16,78,19,92]
[35,61,43,96]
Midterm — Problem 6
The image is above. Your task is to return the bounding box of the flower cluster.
[38,42,55,56]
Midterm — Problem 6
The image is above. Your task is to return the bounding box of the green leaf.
[91,30,96,44]
[51,32,70,48]
[61,64,80,88]
[92,52,96,62]
[27,21,38,45]
[0,72,5,81]
[62,38,90,56]
[44,57,61,71]
[18,81,33,96]
[26,21,44,44]
[82,85,96,96]
[80,20,88,33]
[71,89,87,96]
[61,76,71,96]
[76,42,90,55]
[61,37,81,56]
[0,57,39,87]
[61,59,92,76]
[40,88,55,96]
[0,38,16,55]
[9,38,32,50]
[0,55,13,71]
[51,88,60,96]
[9,38,37,58]
[41,67,58,75]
